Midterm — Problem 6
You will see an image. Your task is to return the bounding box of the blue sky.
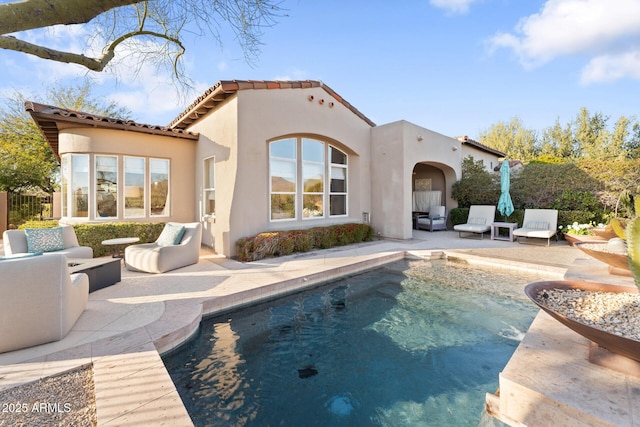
[1,0,639,139]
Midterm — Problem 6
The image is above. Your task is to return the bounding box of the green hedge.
[235,223,375,262]
[19,221,165,258]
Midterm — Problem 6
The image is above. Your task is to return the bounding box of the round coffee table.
[101,237,140,260]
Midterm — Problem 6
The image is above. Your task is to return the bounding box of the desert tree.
[0,0,285,89]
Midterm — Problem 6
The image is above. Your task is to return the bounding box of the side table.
[491,222,518,242]
[101,237,140,260]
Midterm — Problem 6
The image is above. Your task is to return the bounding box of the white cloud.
[430,0,478,14]
[580,49,640,84]
[487,0,640,82]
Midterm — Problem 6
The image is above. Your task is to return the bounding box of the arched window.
[269,137,348,221]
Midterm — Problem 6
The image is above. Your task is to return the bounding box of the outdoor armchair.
[125,222,202,273]
[416,205,448,232]
[0,253,89,353]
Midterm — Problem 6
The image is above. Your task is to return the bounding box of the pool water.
[163,259,539,426]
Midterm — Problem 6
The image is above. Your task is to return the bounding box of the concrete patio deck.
[0,229,637,426]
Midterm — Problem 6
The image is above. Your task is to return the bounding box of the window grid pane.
[270,139,297,220]
[150,158,170,216]
[124,156,145,218]
[329,146,348,216]
[96,155,118,218]
[71,154,89,218]
[204,157,215,216]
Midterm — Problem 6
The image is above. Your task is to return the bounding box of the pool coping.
[0,240,629,426]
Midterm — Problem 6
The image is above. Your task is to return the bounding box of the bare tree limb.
[0,0,146,34]
[0,35,108,70]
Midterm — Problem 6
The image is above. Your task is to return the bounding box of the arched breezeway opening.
[411,162,458,229]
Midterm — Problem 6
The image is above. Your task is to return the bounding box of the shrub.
[235,223,375,262]
[18,221,165,257]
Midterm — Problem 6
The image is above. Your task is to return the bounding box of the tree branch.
[0,0,146,35]
[0,35,108,71]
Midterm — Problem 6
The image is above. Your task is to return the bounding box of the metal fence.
[8,192,54,226]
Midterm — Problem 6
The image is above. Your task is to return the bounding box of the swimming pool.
[163,259,539,426]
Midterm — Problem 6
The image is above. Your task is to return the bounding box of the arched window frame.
[269,137,348,222]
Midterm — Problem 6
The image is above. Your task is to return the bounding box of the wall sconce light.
[319,99,325,105]
[452,146,458,151]
[328,102,334,108]
[417,135,424,142]
[308,95,314,101]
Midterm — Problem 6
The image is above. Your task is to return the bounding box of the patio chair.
[0,253,89,353]
[416,205,448,232]
[125,222,202,273]
[453,205,496,239]
[513,209,558,246]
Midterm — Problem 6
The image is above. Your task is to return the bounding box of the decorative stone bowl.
[574,241,630,273]
[563,233,606,246]
[525,280,640,363]
[592,228,618,240]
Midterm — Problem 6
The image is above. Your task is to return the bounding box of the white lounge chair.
[513,209,558,246]
[453,205,496,239]
[125,222,202,273]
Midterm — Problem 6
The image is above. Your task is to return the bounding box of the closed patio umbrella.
[497,159,514,220]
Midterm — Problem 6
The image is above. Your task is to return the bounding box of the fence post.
[0,192,7,234]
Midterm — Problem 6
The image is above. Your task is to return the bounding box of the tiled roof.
[455,135,506,157]
[169,80,376,129]
[25,101,199,159]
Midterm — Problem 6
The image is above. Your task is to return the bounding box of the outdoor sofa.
[0,253,89,353]
[3,226,93,258]
[125,222,202,273]
[513,209,559,246]
[453,205,496,239]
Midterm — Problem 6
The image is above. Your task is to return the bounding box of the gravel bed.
[0,365,96,427]
[579,238,627,254]
[537,289,640,341]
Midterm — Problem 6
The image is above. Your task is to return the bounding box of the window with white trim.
[203,156,215,216]
[124,156,145,218]
[270,138,297,220]
[269,137,348,221]
[150,158,170,217]
[95,155,118,218]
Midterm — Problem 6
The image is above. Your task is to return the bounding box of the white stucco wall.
[371,121,462,239]
[58,128,196,223]
[187,86,373,256]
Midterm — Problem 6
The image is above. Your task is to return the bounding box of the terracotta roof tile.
[455,135,506,157]
[169,80,375,129]
[25,101,198,159]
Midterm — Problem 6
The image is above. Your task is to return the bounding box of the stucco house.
[26,80,504,257]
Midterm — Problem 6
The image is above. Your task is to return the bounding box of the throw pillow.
[525,221,549,230]
[156,223,186,247]
[25,227,65,253]
[468,217,486,225]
